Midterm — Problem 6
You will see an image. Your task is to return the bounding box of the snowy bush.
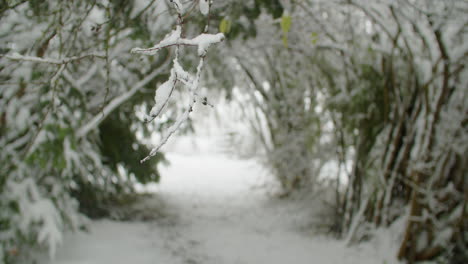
[205,0,467,262]
[0,0,222,262]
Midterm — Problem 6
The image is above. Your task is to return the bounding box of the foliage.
[0,0,176,261]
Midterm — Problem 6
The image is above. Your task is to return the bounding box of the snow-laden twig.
[144,68,177,122]
[131,26,183,55]
[3,52,105,65]
[131,26,224,57]
[135,0,224,163]
[140,58,205,163]
[173,59,193,84]
[199,0,210,16]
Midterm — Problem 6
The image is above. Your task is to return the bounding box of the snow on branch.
[131,26,224,57]
[135,0,224,163]
[140,58,205,163]
[131,26,183,55]
[199,0,210,16]
[173,59,194,85]
[144,68,177,122]
[3,52,105,65]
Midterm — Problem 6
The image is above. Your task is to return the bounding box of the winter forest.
[0,0,467,263]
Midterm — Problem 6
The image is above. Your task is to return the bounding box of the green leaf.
[282,34,288,48]
[219,18,231,34]
[280,15,292,33]
[311,32,318,45]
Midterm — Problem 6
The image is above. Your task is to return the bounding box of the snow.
[63,138,80,170]
[192,33,225,56]
[131,28,224,58]
[148,69,176,119]
[199,0,210,16]
[5,52,105,65]
[34,199,63,258]
[15,107,29,131]
[171,0,184,14]
[38,220,173,264]
[131,26,182,56]
[173,59,193,85]
[132,18,224,162]
[37,136,402,264]
[8,179,64,259]
[141,57,207,163]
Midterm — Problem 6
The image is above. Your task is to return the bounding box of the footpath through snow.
[39,137,399,264]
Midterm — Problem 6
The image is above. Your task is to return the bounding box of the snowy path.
[40,152,392,264]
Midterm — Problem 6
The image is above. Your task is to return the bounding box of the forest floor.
[38,137,401,264]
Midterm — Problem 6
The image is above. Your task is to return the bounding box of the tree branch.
[3,52,105,65]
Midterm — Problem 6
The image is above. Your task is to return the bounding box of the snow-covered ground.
[38,136,401,264]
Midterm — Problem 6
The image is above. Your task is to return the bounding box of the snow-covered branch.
[140,58,205,163]
[135,0,224,162]
[131,26,224,57]
[3,52,105,65]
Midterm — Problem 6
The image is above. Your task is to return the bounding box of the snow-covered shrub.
[212,12,331,195]
[1,0,224,261]
[0,0,195,261]
[205,0,467,262]
[298,1,468,262]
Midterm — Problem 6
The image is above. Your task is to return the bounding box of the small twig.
[182,0,199,20]
[131,39,197,55]
[140,58,205,163]
[201,96,214,107]
[138,0,223,163]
